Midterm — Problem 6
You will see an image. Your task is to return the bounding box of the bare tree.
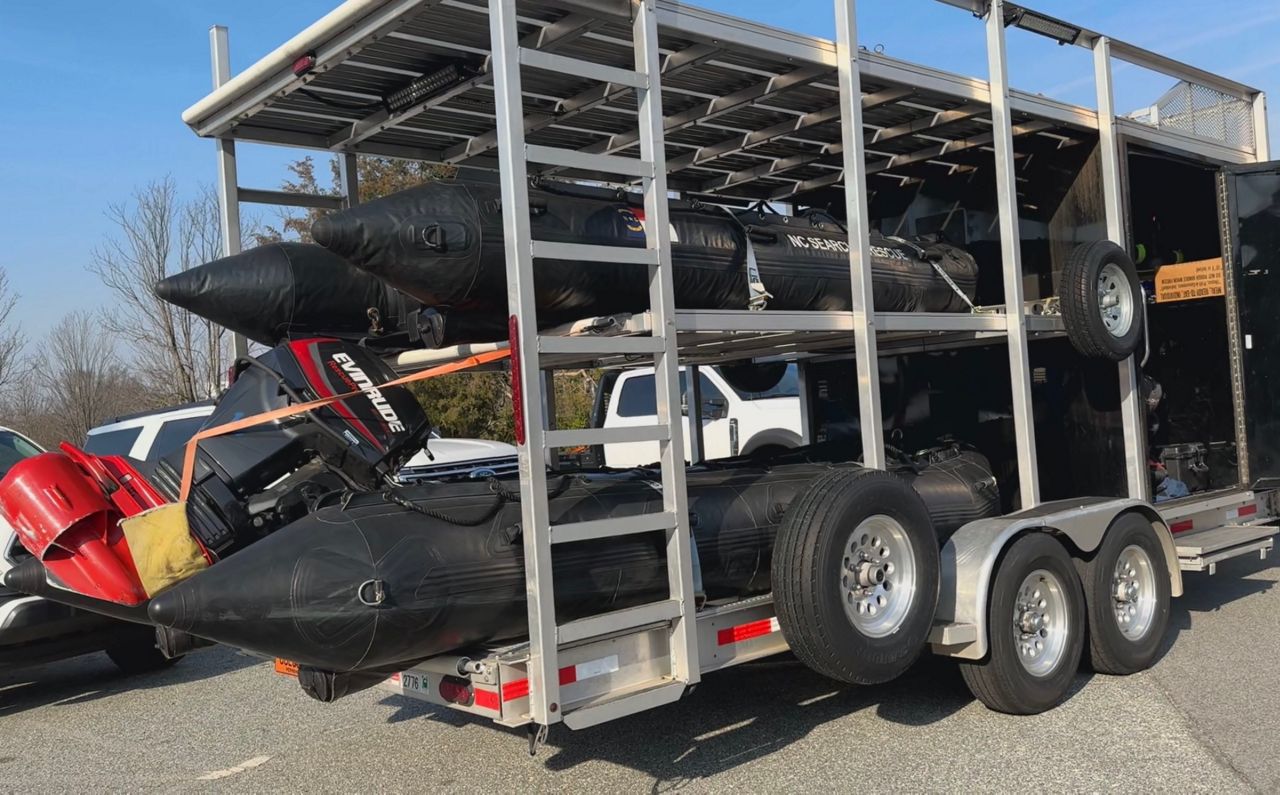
[89,178,233,404]
[32,313,136,444]
[0,269,25,396]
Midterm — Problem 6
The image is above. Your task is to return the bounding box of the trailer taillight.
[438,675,474,707]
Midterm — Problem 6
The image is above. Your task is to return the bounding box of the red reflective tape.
[501,678,530,702]
[508,316,524,446]
[559,666,577,686]
[717,617,779,646]
[474,688,500,711]
[1238,504,1259,518]
[1171,519,1194,534]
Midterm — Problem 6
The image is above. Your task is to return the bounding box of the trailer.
[184,0,1278,740]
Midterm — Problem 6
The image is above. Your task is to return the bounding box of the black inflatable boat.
[1,338,999,690]
[155,180,979,348]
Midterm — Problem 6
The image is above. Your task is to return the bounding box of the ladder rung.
[551,511,677,545]
[538,335,664,356]
[558,598,682,645]
[563,680,686,730]
[518,47,646,88]
[544,425,669,448]
[531,240,659,265]
[525,144,653,178]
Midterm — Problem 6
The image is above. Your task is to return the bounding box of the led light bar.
[1005,8,1082,46]
[384,62,476,113]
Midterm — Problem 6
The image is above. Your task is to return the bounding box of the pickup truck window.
[616,372,725,418]
[728,363,800,401]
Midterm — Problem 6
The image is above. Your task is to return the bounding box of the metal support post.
[635,0,699,687]
[541,371,559,470]
[340,152,360,208]
[985,0,1040,507]
[686,365,704,464]
[796,361,814,445]
[1094,36,1149,502]
[834,0,886,470]
[1253,92,1271,162]
[210,26,247,363]
[489,0,560,726]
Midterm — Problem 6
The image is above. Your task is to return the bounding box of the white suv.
[596,363,804,468]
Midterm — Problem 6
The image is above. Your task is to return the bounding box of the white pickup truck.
[595,363,804,468]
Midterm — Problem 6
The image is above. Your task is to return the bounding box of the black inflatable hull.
[154,242,407,346]
[311,181,979,346]
[146,456,998,674]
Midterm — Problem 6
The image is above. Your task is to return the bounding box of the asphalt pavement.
[2,554,1275,793]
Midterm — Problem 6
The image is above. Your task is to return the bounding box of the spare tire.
[718,361,788,394]
[772,468,940,685]
[1060,241,1144,361]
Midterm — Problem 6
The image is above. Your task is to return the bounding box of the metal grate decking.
[184,0,1261,208]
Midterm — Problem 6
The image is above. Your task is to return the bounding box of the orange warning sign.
[274,658,299,677]
[1154,257,1225,303]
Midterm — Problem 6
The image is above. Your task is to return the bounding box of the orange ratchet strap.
[178,349,511,501]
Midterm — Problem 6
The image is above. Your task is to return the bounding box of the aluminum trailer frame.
[187,0,1276,733]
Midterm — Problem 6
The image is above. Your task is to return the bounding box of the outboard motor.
[148,337,430,558]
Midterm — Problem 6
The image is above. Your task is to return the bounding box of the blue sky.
[1,0,1277,345]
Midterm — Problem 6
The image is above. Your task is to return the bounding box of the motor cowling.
[150,338,430,557]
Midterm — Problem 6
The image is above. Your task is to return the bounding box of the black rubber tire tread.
[106,631,181,675]
[772,467,940,685]
[1077,512,1171,675]
[959,532,1085,715]
[1060,240,1144,361]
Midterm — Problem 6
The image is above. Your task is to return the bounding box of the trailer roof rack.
[184,0,1262,203]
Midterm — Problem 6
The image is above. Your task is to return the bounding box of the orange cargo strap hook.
[178,349,511,502]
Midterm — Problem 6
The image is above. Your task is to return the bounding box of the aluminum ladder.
[488,0,700,730]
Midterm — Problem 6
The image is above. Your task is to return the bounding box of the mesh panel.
[1128,80,1255,150]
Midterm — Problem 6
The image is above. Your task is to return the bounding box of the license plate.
[399,671,427,692]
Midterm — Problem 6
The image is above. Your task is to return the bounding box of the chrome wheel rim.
[841,515,917,638]
[1112,544,1158,641]
[1097,262,1134,337]
[1012,568,1070,678]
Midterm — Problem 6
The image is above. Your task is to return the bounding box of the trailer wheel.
[772,468,939,685]
[1061,241,1144,361]
[1077,513,1171,675]
[960,532,1084,714]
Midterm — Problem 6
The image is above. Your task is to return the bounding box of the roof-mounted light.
[384,61,477,113]
[1004,7,1082,46]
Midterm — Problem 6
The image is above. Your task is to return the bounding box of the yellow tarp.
[119,502,208,597]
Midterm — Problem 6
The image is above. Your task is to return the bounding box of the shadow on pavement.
[378,652,982,788]
[1155,553,1274,663]
[0,645,255,718]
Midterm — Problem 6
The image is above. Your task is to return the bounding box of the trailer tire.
[1061,241,1144,361]
[960,532,1084,714]
[1077,513,1171,675]
[772,468,939,685]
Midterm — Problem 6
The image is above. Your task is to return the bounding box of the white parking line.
[197,755,272,781]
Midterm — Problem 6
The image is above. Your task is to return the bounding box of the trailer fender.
[930,498,1180,660]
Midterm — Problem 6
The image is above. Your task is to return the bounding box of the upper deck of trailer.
[183,0,1266,204]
